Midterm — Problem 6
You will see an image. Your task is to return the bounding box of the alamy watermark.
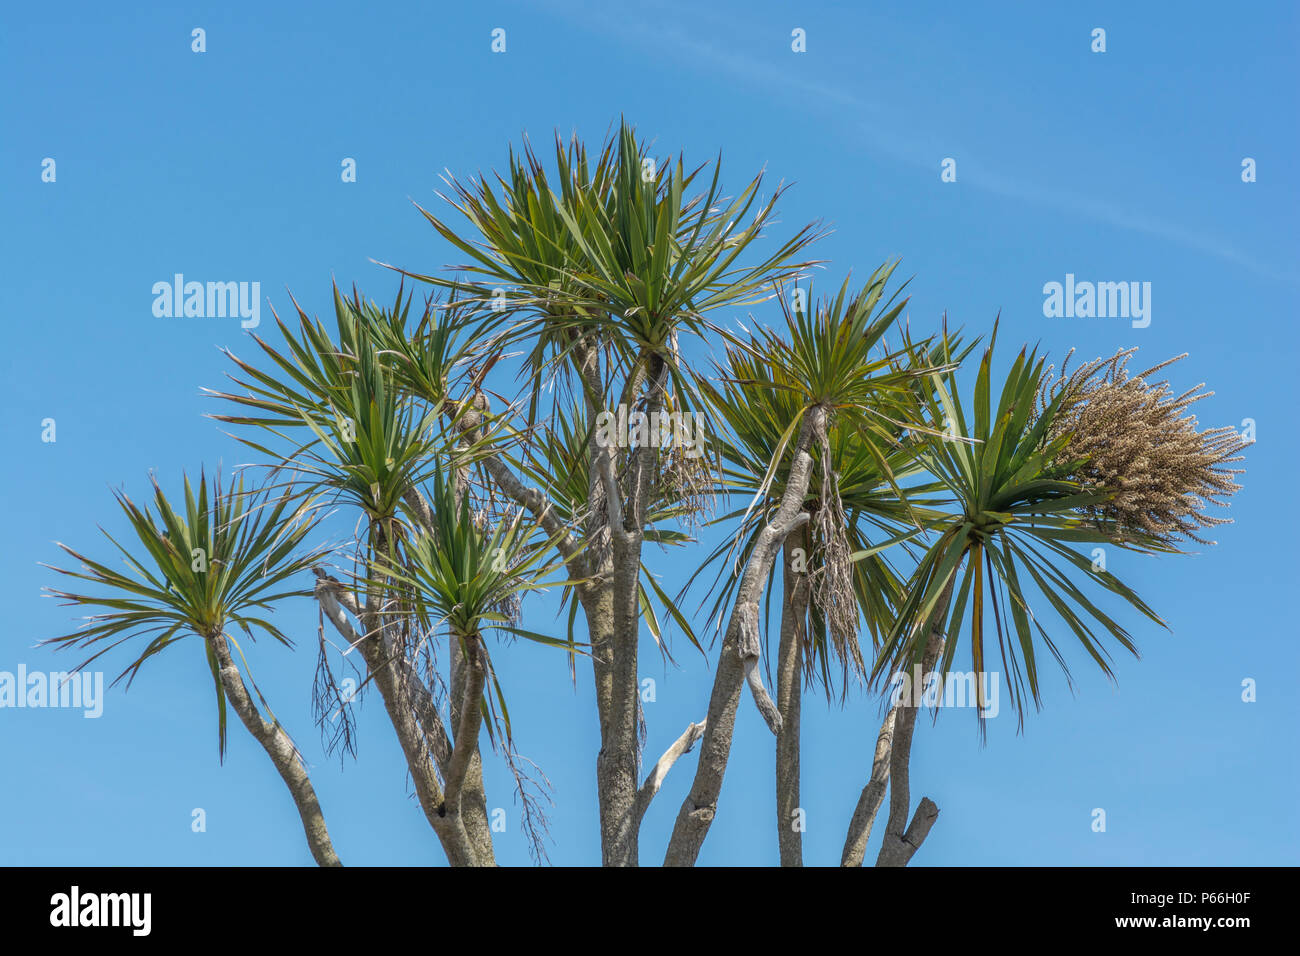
[50,886,151,936]
[152,274,260,328]
[1043,274,1151,329]
[0,665,104,718]
[593,405,706,457]
[888,666,1000,717]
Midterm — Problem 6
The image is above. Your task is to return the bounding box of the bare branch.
[595,439,628,538]
[875,597,950,868]
[634,719,706,825]
[841,703,898,866]
[208,631,342,867]
[665,406,824,867]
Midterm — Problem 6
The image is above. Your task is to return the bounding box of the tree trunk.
[840,704,897,866]
[354,540,478,865]
[775,529,809,866]
[208,631,342,867]
[590,351,665,866]
[354,629,478,865]
[664,406,824,866]
[450,633,496,865]
[842,580,955,866]
[316,569,483,866]
[873,583,952,867]
[600,536,643,866]
[441,632,487,852]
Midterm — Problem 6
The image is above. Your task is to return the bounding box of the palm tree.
[685,295,1242,868]
[208,285,516,864]
[42,472,341,866]
[381,120,825,865]
[841,331,1244,866]
[42,123,1250,868]
[664,266,927,866]
[370,468,578,864]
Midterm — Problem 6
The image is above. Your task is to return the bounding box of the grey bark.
[598,354,668,866]
[442,633,487,843]
[599,530,643,865]
[449,634,496,865]
[873,585,951,867]
[840,580,955,867]
[356,614,478,865]
[663,405,824,867]
[633,719,706,828]
[567,349,667,867]
[840,704,897,866]
[776,530,809,867]
[450,350,679,867]
[207,631,342,867]
[314,570,480,866]
[449,394,598,863]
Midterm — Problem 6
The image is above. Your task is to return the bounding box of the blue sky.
[2,0,1296,866]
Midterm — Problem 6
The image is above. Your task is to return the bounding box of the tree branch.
[874,586,951,868]
[664,406,824,867]
[442,634,486,812]
[627,353,668,533]
[595,438,628,540]
[776,529,809,867]
[449,396,588,579]
[314,569,458,770]
[840,703,897,866]
[633,719,706,826]
[208,631,342,867]
[315,564,480,865]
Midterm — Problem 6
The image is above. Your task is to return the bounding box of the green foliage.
[48,121,1224,794]
[874,330,1171,728]
[43,472,324,758]
[379,470,575,647]
[690,268,928,691]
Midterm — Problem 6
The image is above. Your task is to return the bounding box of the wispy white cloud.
[540,0,1298,284]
